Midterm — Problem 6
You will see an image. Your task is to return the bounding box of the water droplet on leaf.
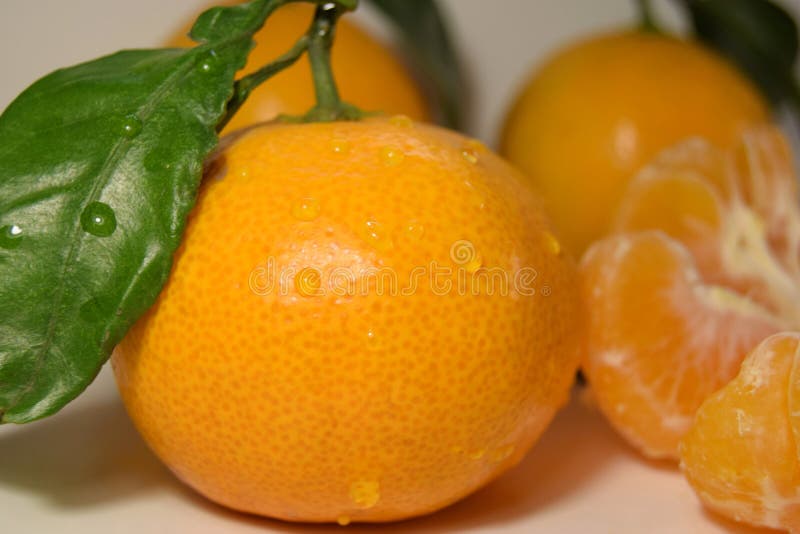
[197,50,218,73]
[0,225,23,249]
[120,115,142,138]
[81,202,117,237]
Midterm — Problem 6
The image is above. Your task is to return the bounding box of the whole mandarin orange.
[500,30,769,256]
[113,117,581,523]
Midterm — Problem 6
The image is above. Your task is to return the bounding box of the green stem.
[301,2,364,122]
[636,0,660,33]
[218,35,310,132]
[216,0,362,131]
[308,5,341,111]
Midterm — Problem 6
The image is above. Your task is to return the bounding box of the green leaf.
[0,0,287,423]
[680,0,799,106]
[365,0,468,130]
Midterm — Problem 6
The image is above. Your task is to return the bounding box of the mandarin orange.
[500,30,769,256]
[581,126,800,459]
[680,332,800,532]
[112,117,581,523]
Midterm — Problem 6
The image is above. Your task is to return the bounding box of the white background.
[1,1,799,533]
[3,0,799,142]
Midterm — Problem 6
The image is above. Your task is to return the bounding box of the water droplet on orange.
[464,253,483,273]
[291,198,321,221]
[331,139,351,155]
[461,139,487,164]
[464,139,487,153]
[542,231,562,256]
[337,515,351,526]
[490,444,515,463]
[468,448,487,460]
[349,480,380,509]
[363,220,393,251]
[381,146,405,167]
[295,267,322,297]
[462,179,487,209]
[401,220,425,242]
[366,329,385,352]
[389,115,413,128]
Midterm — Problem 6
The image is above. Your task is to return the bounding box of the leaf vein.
[5,48,207,415]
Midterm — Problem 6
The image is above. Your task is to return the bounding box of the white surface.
[0,369,767,534]
[1,1,798,533]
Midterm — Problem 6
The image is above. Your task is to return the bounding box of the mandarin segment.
[582,126,800,460]
[112,118,581,523]
[616,127,800,321]
[680,333,800,532]
[581,231,782,458]
[613,139,726,277]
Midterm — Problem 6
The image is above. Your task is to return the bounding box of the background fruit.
[581,127,800,459]
[500,30,769,256]
[168,3,429,132]
[112,117,581,523]
[680,332,800,532]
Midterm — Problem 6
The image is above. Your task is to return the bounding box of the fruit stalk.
[304,2,363,121]
[219,33,310,131]
[218,0,362,130]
